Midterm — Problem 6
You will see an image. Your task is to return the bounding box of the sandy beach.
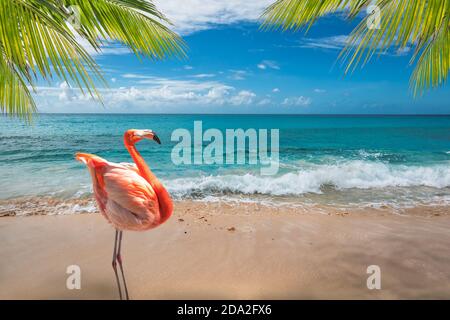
[1,200,449,300]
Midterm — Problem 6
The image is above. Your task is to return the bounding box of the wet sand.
[1,201,449,299]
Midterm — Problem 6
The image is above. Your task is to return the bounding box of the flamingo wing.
[101,164,161,231]
[119,162,139,173]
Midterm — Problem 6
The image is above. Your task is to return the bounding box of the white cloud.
[230,90,256,105]
[155,0,273,35]
[111,79,234,106]
[228,69,248,80]
[314,88,326,93]
[57,81,92,102]
[257,60,280,70]
[282,96,312,107]
[111,78,117,83]
[183,65,194,70]
[130,76,230,93]
[191,73,216,78]
[299,34,413,57]
[33,76,261,112]
[299,35,350,50]
[58,81,75,101]
[258,98,271,105]
[257,64,266,70]
[122,73,153,79]
[396,46,411,56]
[272,88,280,93]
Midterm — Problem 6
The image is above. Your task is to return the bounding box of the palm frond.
[62,0,187,59]
[262,0,450,95]
[0,0,104,119]
[411,19,450,95]
[261,0,370,31]
[0,0,186,120]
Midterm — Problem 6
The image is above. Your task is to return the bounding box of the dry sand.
[1,201,449,299]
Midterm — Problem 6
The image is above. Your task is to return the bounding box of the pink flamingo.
[75,129,173,300]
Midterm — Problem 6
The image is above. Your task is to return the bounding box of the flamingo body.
[78,156,162,231]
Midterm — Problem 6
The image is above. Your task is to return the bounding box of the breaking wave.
[166,161,450,198]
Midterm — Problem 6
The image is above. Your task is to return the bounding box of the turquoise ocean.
[1,114,449,214]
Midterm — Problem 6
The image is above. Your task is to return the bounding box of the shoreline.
[1,196,449,217]
[1,200,450,299]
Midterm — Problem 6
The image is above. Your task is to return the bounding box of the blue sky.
[35,0,450,114]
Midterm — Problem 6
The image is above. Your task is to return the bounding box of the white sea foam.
[165,161,450,198]
[2,160,449,212]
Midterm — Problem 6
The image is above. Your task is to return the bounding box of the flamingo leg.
[112,230,123,300]
[117,230,130,300]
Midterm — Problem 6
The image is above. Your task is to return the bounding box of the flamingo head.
[124,129,161,145]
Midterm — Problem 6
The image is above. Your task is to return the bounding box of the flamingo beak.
[139,130,161,144]
[152,134,161,145]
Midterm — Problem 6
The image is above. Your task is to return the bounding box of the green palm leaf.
[63,0,186,60]
[0,55,36,122]
[0,0,185,120]
[262,0,450,96]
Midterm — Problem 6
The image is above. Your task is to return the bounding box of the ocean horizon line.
[31,113,450,117]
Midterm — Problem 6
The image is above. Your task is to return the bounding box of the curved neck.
[125,142,173,223]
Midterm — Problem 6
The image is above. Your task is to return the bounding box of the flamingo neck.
[126,143,173,223]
